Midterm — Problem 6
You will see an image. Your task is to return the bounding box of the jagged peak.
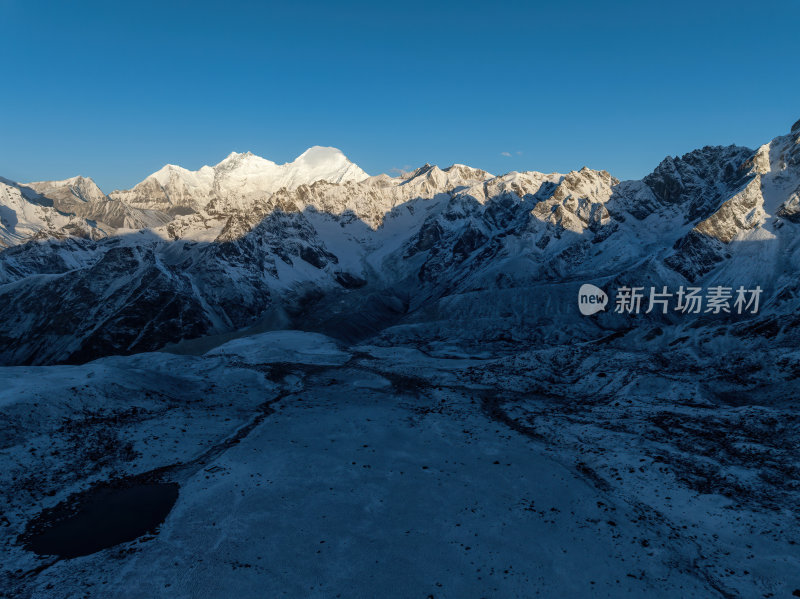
[26,174,99,187]
[403,164,435,181]
[564,167,618,185]
[214,151,276,172]
[151,163,191,177]
[443,164,494,180]
[23,175,108,203]
[364,173,396,185]
[217,150,256,165]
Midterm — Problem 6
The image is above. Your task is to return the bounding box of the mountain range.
[1,121,799,366]
[3,120,800,599]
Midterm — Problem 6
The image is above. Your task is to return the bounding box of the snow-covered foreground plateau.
[1,332,797,598]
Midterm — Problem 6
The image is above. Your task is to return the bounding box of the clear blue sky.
[2,0,798,192]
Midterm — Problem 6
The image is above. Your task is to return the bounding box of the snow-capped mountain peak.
[297,145,338,159]
[282,145,368,188]
[109,146,368,215]
[149,163,215,186]
[214,151,274,171]
[293,145,348,168]
[25,175,108,205]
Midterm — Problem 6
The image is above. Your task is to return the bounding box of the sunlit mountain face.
[2,119,800,598]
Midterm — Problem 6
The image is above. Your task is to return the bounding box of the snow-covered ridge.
[0,119,799,366]
[109,146,370,215]
[2,120,799,256]
[0,178,100,247]
[25,175,108,206]
[0,146,374,247]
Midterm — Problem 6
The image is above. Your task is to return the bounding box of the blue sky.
[1,0,798,192]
